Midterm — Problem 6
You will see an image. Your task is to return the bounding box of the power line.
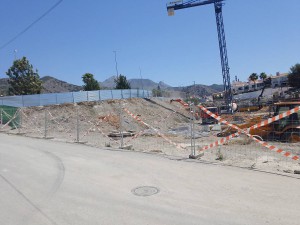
[0,0,63,50]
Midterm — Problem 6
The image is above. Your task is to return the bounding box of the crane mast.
[167,0,233,113]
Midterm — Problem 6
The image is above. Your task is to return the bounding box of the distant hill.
[173,84,223,97]
[0,76,82,95]
[101,76,171,90]
[41,76,82,93]
[0,75,222,98]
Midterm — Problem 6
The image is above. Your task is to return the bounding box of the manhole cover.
[132,186,160,197]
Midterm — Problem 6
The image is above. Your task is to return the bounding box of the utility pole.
[14,49,17,60]
[113,51,119,78]
[193,81,196,98]
[139,67,145,98]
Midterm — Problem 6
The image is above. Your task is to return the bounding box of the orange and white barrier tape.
[124,111,177,145]
[247,106,300,131]
[123,108,186,150]
[198,105,299,161]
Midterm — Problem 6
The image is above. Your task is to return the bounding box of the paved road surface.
[0,133,299,225]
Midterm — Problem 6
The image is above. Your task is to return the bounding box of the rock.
[211,124,221,131]
[294,170,300,175]
[108,131,134,137]
[283,169,293,174]
[120,145,133,150]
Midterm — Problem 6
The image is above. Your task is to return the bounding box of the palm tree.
[249,73,258,90]
[249,73,258,82]
[259,72,267,81]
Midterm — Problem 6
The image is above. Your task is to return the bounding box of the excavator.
[218,101,300,143]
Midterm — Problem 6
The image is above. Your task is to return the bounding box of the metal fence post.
[190,104,194,157]
[119,102,124,148]
[129,89,131,99]
[192,105,196,156]
[56,94,58,104]
[111,90,114,99]
[137,88,139,98]
[87,91,89,102]
[189,103,196,158]
[121,89,123,99]
[72,92,75,103]
[0,108,2,124]
[19,108,22,129]
[44,110,48,138]
[99,90,101,101]
[21,95,24,107]
[76,107,80,142]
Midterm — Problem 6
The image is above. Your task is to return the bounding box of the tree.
[288,63,300,88]
[6,57,42,95]
[82,73,100,91]
[152,85,162,97]
[259,72,267,80]
[114,75,131,89]
[249,73,258,83]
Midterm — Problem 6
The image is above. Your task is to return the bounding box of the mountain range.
[0,75,222,97]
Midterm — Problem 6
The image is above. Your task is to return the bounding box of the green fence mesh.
[0,106,20,128]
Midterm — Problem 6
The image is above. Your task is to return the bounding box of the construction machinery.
[218,101,300,143]
[170,99,220,123]
[167,0,233,113]
[200,107,219,124]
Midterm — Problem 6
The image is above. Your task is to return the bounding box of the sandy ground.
[1,98,300,176]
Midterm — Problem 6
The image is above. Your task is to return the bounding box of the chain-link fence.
[0,97,299,175]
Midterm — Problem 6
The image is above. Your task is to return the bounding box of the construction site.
[1,0,300,224]
[1,95,299,177]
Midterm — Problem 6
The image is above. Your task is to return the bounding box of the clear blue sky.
[0,0,299,87]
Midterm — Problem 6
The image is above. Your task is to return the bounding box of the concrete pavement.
[0,133,299,225]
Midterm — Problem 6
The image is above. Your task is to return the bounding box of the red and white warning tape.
[123,108,186,150]
[124,111,178,145]
[198,105,300,161]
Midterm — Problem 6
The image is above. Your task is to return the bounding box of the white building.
[231,72,289,94]
[232,80,264,94]
[270,72,288,88]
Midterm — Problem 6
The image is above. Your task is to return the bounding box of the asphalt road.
[0,133,299,225]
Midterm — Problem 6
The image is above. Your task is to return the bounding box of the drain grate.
[132,186,160,197]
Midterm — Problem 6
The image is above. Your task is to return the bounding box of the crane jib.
[166,0,232,113]
[167,0,225,10]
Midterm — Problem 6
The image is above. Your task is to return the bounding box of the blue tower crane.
[167,0,233,113]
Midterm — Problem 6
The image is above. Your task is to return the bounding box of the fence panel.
[100,90,113,101]
[55,92,73,105]
[0,89,151,108]
[40,93,57,106]
[87,91,100,102]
